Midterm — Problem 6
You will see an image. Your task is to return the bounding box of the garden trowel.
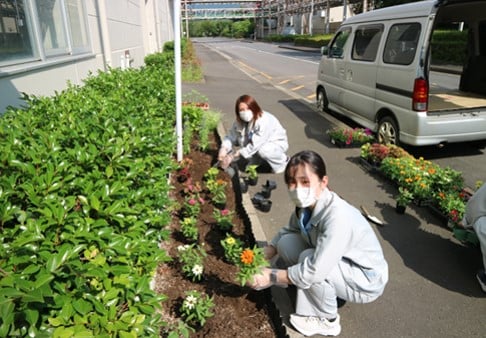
[360,205,384,226]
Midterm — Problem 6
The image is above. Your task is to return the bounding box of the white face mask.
[239,109,253,122]
[288,187,316,208]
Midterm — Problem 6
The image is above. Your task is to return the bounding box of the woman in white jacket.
[248,150,389,336]
[218,94,289,174]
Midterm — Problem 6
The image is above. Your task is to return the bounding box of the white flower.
[177,244,190,252]
[192,264,203,276]
[184,295,198,309]
[149,277,156,291]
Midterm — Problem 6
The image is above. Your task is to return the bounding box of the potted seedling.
[245,164,259,186]
[396,187,413,214]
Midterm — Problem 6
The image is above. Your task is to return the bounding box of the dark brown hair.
[284,150,327,185]
[234,95,263,122]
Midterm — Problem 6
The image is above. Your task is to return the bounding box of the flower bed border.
[231,171,289,338]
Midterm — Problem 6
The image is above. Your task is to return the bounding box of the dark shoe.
[251,192,266,206]
[477,270,486,293]
[262,179,277,191]
[257,199,272,212]
[260,187,272,199]
[251,193,272,212]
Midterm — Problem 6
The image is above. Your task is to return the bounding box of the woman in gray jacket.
[218,94,288,174]
[248,150,389,336]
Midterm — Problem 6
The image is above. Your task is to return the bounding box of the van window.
[328,28,351,58]
[352,25,383,62]
[383,23,421,65]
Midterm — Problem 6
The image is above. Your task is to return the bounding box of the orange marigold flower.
[428,168,436,175]
[240,249,254,265]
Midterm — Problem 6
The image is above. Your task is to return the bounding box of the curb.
[278,44,321,53]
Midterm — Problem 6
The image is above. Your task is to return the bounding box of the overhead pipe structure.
[183,0,369,35]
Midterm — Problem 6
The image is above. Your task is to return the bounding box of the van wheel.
[377,117,399,145]
[317,88,329,112]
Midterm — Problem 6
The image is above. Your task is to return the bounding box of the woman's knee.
[276,234,309,265]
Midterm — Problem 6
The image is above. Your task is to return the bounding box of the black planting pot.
[247,176,258,186]
[239,178,248,193]
[395,202,406,214]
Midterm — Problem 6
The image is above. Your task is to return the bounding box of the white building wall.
[287,5,354,35]
[0,0,175,113]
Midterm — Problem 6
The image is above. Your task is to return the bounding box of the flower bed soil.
[152,135,285,337]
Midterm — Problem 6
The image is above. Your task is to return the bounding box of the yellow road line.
[238,61,258,73]
[291,85,305,91]
[307,94,316,99]
[238,61,272,80]
[260,71,272,80]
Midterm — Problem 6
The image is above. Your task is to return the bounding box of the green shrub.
[0,60,211,336]
[431,30,467,65]
[294,34,333,48]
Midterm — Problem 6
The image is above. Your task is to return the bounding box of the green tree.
[232,20,254,38]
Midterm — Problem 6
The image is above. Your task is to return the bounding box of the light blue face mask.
[288,187,316,208]
[239,109,253,122]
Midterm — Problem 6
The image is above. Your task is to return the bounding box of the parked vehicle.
[316,0,486,146]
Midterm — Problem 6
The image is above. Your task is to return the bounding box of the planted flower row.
[171,164,269,331]
[360,143,481,245]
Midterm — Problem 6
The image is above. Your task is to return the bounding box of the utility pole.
[174,0,183,162]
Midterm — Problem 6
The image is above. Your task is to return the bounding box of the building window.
[36,0,69,56]
[0,0,36,63]
[0,0,90,67]
[66,0,89,53]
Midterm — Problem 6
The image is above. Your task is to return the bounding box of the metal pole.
[174,0,183,162]
[343,0,347,21]
[326,0,330,34]
[184,0,189,37]
[309,0,314,35]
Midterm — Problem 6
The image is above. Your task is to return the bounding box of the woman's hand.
[247,267,273,290]
[218,147,229,161]
[221,154,233,169]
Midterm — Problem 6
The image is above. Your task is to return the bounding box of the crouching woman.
[248,150,388,336]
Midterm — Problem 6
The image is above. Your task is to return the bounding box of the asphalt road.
[183,39,486,338]
[191,37,486,190]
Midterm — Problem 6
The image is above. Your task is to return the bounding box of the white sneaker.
[290,313,341,337]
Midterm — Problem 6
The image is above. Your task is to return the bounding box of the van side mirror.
[321,46,329,56]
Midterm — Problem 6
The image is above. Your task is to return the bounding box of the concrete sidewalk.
[183,41,486,338]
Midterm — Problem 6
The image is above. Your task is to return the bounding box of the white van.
[316,0,486,146]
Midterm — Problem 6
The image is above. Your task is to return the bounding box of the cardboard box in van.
[316,0,486,146]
